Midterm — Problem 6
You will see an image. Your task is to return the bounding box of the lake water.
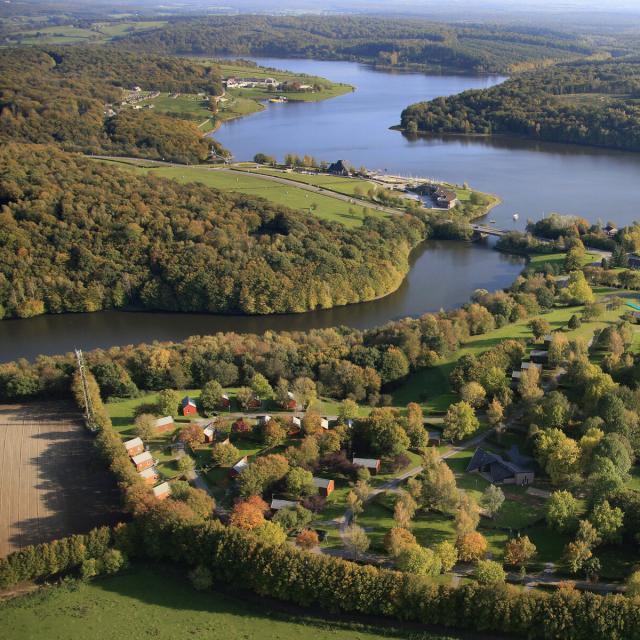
[3,59,640,361]
[216,58,640,229]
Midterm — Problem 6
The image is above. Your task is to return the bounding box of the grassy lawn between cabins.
[0,565,462,640]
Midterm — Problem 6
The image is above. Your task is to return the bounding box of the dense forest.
[401,58,640,152]
[0,144,424,320]
[0,46,223,163]
[119,15,596,74]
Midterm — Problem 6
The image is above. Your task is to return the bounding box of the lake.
[3,59,640,361]
[215,57,640,229]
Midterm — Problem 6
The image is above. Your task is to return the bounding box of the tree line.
[400,58,640,153]
[0,144,423,320]
[0,46,223,163]
[119,15,596,74]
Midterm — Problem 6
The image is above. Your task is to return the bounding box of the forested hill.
[400,57,640,152]
[119,15,596,74]
[0,144,424,320]
[0,46,223,163]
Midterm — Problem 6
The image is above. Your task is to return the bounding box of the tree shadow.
[6,404,125,552]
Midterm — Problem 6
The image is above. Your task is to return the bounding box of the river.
[3,59,640,362]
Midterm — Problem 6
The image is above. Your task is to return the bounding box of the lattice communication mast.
[75,348,97,432]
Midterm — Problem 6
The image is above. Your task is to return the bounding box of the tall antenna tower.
[75,348,97,431]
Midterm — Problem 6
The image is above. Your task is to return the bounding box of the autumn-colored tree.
[457,531,488,562]
[518,366,544,403]
[343,523,370,561]
[455,494,480,538]
[211,442,240,467]
[443,401,479,442]
[504,536,537,568]
[405,402,427,449]
[295,529,319,550]
[460,381,486,408]
[244,495,270,515]
[262,419,287,448]
[229,500,265,530]
[156,389,178,416]
[384,527,416,557]
[178,423,205,447]
[302,412,323,436]
[134,413,155,441]
[474,559,506,584]
[435,540,458,573]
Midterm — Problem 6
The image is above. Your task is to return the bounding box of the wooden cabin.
[139,466,160,486]
[153,415,175,434]
[312,477,335,497]
[153,481,172,501]
[132,450,154,472]
[352,457,381,475]
[124,437,144,457]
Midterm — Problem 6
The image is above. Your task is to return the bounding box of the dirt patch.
[0,402,124,558]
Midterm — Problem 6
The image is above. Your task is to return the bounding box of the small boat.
[489,219,496,224]
[269,96,288,103]
[513,213,519,220]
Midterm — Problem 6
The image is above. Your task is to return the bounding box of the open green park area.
[98,159,389,227]
[0,565,460,640]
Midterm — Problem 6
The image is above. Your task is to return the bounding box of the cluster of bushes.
[0,526,125,589]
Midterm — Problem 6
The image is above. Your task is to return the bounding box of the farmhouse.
[352,457,381,474]
[153,481,172,501]
[181,396,197,416]
[220,394,231,408]
[139,466,160,486]
[466,447,534,486]
[153,415,174,434]
[312,477,335,497]
[521,361,543,372]
[428,432,442,447]
[320,418,330,430]
[231,456,249,477]
[124,437,144,457]
[131,450,154,472]
[292,416,302,428]
[271,498,299,511]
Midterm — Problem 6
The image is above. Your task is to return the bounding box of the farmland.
[0,403,122,557]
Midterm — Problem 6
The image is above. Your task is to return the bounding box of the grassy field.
[3,20,166,45]
[98,160,389,227]
[246,167,379,197]
[0,565,461,640]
